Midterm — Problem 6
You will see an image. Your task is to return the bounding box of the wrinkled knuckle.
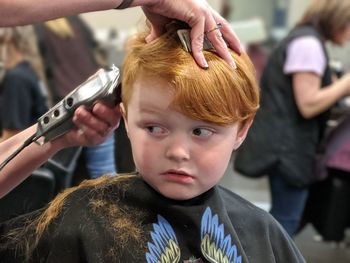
[213,30,223,39]
[201,7,210,17]
[192,39,203,52]
[221,20,230,28]
[218,40,229,50]
[208,31,224,46]
[195,33,204,43]
[185,10,196,25]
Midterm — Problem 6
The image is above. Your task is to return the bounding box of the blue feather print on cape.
[146,215,181,263]
[200,207,242,263]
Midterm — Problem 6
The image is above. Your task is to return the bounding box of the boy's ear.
[120,103,129,134]
[233,119,253,150]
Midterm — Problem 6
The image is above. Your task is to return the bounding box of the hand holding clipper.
[36,65,121,143]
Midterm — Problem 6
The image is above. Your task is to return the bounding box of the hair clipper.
[36,65,121,144]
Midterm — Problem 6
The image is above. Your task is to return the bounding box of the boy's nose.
[165,138,190,162]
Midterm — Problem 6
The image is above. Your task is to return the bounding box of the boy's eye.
[192,128,213,137]
[147,126,165,134]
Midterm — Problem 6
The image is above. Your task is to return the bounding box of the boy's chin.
[156,187,204,201]
[141,177,210,200]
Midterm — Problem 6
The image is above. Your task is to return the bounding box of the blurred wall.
[81,7,143,32]
[287,0,310,27]
[228,0,274,31]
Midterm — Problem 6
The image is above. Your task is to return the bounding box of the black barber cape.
[0,175,305,262]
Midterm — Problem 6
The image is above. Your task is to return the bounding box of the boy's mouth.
[161,169,194,181]
[162,169,191,176]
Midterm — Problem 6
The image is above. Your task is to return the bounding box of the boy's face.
[122,74,249,200]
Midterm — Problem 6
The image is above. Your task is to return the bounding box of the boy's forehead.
[132,73,174,94]
[135,71,168,84]
[130,76,174,104]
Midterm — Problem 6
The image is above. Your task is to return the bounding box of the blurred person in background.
[35,16,116,179]
[0,26,48,142]
[235,0,350,237]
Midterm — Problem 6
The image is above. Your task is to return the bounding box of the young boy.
[0,24,305,262]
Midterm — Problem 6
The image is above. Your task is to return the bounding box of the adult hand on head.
[60,103,121,147]
[140,0,241,68]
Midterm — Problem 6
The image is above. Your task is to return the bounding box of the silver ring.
[206,23,223,34]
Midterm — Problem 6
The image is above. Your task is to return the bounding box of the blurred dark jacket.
[35,16,98,103]
[235,25,333,187]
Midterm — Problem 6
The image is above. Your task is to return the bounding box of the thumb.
[145,24,164,43]
[142,7,169,43]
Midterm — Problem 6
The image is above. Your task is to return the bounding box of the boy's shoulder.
[217,186,271,213]
[218,185,272,221]
[217,185,286,238]
[217,186,306,262]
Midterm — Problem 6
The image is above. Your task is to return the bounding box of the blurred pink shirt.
[284,36,326,76]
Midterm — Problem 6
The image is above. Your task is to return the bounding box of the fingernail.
[237,45,242,55]
[230,60,237,69]
[202,59,209,69]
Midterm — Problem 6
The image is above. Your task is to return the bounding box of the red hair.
[122,25,259,126]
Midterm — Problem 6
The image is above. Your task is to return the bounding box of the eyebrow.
[138,106,168,116]
[136,109,172,123]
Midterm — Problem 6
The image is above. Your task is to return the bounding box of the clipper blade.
[177,29,214,52]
